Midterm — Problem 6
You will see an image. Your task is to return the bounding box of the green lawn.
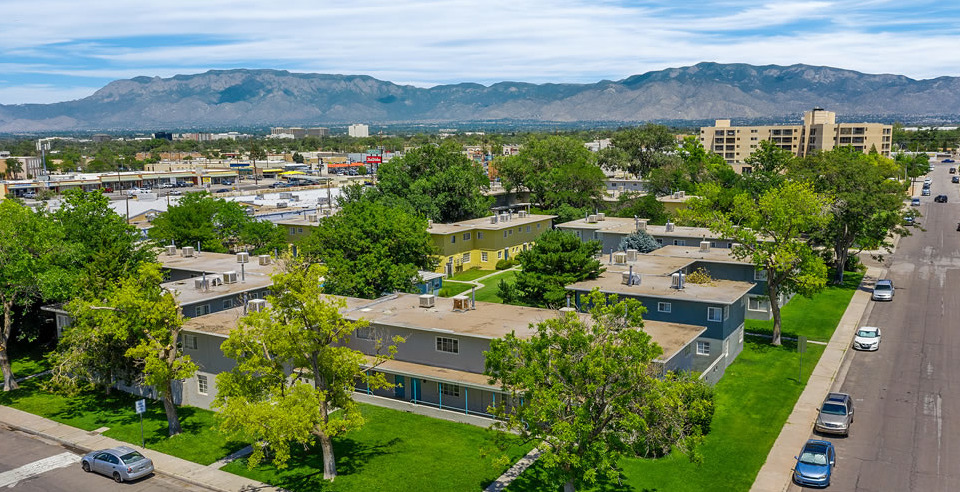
[439,280,475,297]
[475,270,518,304]
[746,272,864,342]
[449,268,496,281]
[7,341,54,379]
[223,403,532,492]
[0,378,246,466]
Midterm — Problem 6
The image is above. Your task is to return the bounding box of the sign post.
[135,399,146,448]
[798,336,808,384]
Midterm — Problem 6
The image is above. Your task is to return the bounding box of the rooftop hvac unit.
[559,306,577,314]
[700,241,711,252]
[613,252,627,264]
[210,277,223,287]
[586,215,598,223]
[626,249,638,262]
[427,219,433,228]
[419,294,436,308]
[307,214,318,222]
[276,201,288,208]
[636,219,647,231]
[621,272,642,285]
[249,299,267,312]
[194,278,209,291]
[452,295,470,311]
[518,210,528,218]
[258,255,271,266]
[165,245,177,256]
[237,252,250,263]
[671,272,685,289]
[678,191,685,198]
[731,242,741,249]
[597,212,605,221]
[500,212,510,222]
[672,192,680,199]
[222,271,238,284]
[279,192,293,200]
[321,208,332,216]
[490,214,499,224]
[182,246,195,257]
[665,222,675,232]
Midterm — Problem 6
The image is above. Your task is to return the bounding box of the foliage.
[510,230,603,308]
[0,200,77,391]
[485,290,714,491]
[4,157,23,179]
[292,152,305,164]
[375,145,492,223]
[684,267,714,285]
[645,137,727,195]
[893,151,930,179]
[609,193,670,224]
[682,181,830,346]
[600,124,678,178]
[496,136,605,210]
[789,146,908,283]
[299,194,437,299]
[214,261,403,481]
[495,258,519,270]
[617,230,661,254]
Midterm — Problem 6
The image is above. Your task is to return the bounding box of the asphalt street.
[0,425,206,491]
[790,161,960,491]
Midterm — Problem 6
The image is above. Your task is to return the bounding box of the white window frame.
[477,232,484,240]
[656,238,664,245]
[195,304,210,317]
[183,333,199,350]
[497,251,503,259]
[436,336,459,354]
[355,326,374,340]
[440,383,461,397]
[657,302,672,313]
[481,252,488,262]
[754,269,768,281]
[462,252,471,263]
[526,226,531,233]
[463,232,471,240]
[707,307,722,322]
[748,296,769,312]
[696,341,710,356]
[222,298,233,309]
[724,305,730,320]
[197,374,209,395]
[674,239,686,246]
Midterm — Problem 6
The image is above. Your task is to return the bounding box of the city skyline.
[2,0,960,104]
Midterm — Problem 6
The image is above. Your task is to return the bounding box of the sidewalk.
[0,405,275,492]
[750,265,881,492]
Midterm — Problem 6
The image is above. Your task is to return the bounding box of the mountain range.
[2,62,960,132]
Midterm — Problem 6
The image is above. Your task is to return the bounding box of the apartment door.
[394,375,405,398]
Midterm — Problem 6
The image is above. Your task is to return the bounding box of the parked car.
[221,179,233,185]
[953,176,960,184]
[214,188,230,193]
[872,279,895,301]
[158,182,175,189]
[935,194,948,203]
[270,182,288,188]
[853,326,881,351]
[815,392,855,436]
[944,158,955,163]
[22,191,37,199]
[793,439,836,488]
[921,188,931,196]
[924,177,933,185]
[169,190,183,196]
[950,167,956,174]
[81,446,154,483]
[911,197,921,206]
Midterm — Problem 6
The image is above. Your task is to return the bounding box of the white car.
[853,326,881,351]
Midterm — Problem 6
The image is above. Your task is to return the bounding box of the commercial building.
[348,124,369,138]
[427,212,555,275]
[699,108,893,172]
[270,127,329,139]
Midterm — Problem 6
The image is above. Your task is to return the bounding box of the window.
[477,232,484,240]
[537,223,541,229]
[526,226,531,233]
[696,341,710,355]
[297,227,303,234]
[754,269,768,281]
[497,251,503,259]
[463,232,471,240]
[436,337,459,354]
[508,229,513,236]
[440,383,460,397]
[724,305,729,320]
[222,298,233,309]
[183,334,198,350]
[748,296,770,311]
[288,227,295,235]
[355,326,374,340]
[673,239,686,246]
[197,374,208,395]
[503,231,508,238]
[593,231,600,240]
[739,327,744,344]
[707,307,722,322]
[451,236,456,244]
[481,252,488,262]
[195,304,210,317]
[462,252,470,263]
[658,302,671,313]
[656,238,663,245]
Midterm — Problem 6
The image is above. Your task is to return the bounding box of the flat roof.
[599,253,695,275]
[158,249,278,276]
[164,272,274,306]
[428,214,555,235]
[652,245,752,265]
[361,356,497,390]
[566,270,754,305]
[556,217,722,239]
[643,321,707,362]
[182,296,372,336]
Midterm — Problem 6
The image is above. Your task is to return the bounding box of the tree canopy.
[495,136,605,211]
[148,192,284,254]
[599,124,678,179]
[618,230,662,253]
[501,229,603,308]
[485,290,714,491]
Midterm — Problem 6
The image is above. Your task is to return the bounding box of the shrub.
[495,258,518,270]
[685,267,714,285]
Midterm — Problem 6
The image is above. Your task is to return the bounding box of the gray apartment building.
[557,215,734,254]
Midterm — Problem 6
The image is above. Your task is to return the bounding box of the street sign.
[365,155,382,164]
[135,399,146,448]
[135,399,146,414]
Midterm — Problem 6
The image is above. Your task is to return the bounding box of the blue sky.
[2,0,960,104]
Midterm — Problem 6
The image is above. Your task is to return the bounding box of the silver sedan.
[81,446,154,483]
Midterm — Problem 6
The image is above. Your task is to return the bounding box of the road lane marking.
[937,393,942,475]
[0,452,78,488]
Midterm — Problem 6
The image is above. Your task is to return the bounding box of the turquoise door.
[394,375,405,398]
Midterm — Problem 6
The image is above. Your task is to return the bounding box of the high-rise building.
[348,124,369,138]
[699,108,893,173]
[270,127,329,139]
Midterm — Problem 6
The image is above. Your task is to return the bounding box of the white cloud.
[0,85,99,105]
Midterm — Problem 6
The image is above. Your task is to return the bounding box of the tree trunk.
[161,380,182,436]
[1,301,19,391]
[768,278,783,347]
[834,244,847,285]
[319,431,337,481]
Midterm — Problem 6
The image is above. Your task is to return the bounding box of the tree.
[292,152,305,164]
[683,181,830,346]
[214,261,402,480]
[739,140,793,197]
[0,201,76,390]
[375,145,492,223]
[496,136,605,211]
[644,137,725,195]
[299,194,438,298]
[249,143,267,185]
[4,158,23,179]
[618,230,661,253]
[148,192,283,254]
[601,124,678,178]
[61,263,197,434]
[485,290,714,492]
[507,230,603,308]
[609,193,670,224]
[790,147,908,283]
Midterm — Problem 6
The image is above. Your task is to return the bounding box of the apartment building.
[348,124,370,138]
[428,212,555,275]
[557,215,734,254]
[699,108,893,172]
[270,127,329,139]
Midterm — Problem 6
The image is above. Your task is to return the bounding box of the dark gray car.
[815,392,855,436]
[81,446,154,483]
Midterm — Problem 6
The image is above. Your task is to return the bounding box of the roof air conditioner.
[194,278,209,291]
[276,201,288,208]
[182,246,195,257]
[700,241,711,252]
[613,252,627,264]
[586,215,598,223]
[636,219,647,231]
[491,215,499,224]
[307,214,318,222]
[165,245,177,256]
[258,255,271,266]
[665,222,675,232]
[237,252,250,263]
[210,277,223,287]
[249,299,267,312]
[419,294,436,308]
[626,249,638,262]
[597,212,605,221]
[427,219,433,228]
[671,272,685,289]
[678,191,685,198]
[452,295,470,311]
[621,272,641,286]
[223,271,238,284]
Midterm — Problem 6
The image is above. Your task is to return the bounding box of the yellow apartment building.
[428,212,555,275]
[699,108,893,172]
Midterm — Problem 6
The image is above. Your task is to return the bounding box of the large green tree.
[4,158,23,179]
[0,201,77,390]
[148,192,283,254]
[790,147,908,283]
[496,136,605,211]
[599,124,678,178]
[375,145,493,223]
[645,137,728,195]
[299,195,437,298]
[485,290,714,492]
[683,181,830,346]
[215,261,402,480]
[503,229,603,308]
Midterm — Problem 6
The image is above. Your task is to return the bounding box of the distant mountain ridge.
[2,62,959,132]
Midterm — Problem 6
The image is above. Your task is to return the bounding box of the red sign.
[365,155,382,164]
